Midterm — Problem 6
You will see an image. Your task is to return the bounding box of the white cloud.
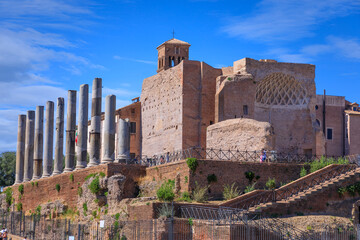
[113,56,157,65]
[223,0,360,41]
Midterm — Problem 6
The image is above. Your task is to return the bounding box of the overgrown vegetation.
[88,176,101,194]
[207,174,217,184]
[4,187,13,206]
[0,152,16,187]
[16,202,22,211]
[157,203,173,218]
[156,179,175,201]
[337,182,360,198]
[55,184,61,192]
[306,156,349,174]
[77,187,83,197]
[18,184,24,195]
[266,178,276,190]
[35,205,42,215]
[245,171,255,183]
[192,182,208,203]
[245,182,257,193]
[186,158,198,173]
[223,183,241,200]
[300,167,307,178]
[176,191,192,202]
[69,173,74,182]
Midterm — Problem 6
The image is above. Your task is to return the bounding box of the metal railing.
[130,147,360,167]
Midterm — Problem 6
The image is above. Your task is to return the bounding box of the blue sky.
[0,0,359,152]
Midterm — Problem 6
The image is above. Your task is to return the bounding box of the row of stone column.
[14,78,131,184]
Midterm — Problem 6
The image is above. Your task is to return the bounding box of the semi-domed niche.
[255,72,309,107]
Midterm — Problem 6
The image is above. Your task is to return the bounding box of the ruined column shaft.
[42,101,54,177]
[64,90,77,172]
[76,84,89,169]
[102,95,116,163]
[53,97,64,175]
[89,78,102,166]
[116,118,130,162]
[23,111,35,182]
[32,106,44,180]
[15,115,26,184]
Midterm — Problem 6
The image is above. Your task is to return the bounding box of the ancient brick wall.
[347,113,360,155]
[11,163,146,213]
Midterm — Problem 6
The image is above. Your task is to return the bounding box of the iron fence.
[0,209,359,240]
[130,147,360,167]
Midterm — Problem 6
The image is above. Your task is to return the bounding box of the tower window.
[243,105,248,115]
[326,128,333,140]
[130,122,136,134]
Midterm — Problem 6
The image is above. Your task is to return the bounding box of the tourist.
[260,149,266,163]
[1,229,7,240]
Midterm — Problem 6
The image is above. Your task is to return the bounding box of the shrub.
[223,183,241,200]
[188,218,194,226]
[35,205,42,215]
[31,182,34,187]
[92,210,97,218]
[35,181,38,187]
[245,171,255,183]
[85,173,97,181]
[157,180,175,201]
[55,184,61,192]
[266,178,276,190]
[157,203,173,218]
[207,174,217,184]
[186,158,198,173]
[88,176,101,194]
[309,156,349,173]
[83,203,88,212]
[338,187,346,197]
[16,202,22,211]
[177,192,192,202]
[99,172,106,178]
[300,167,307,178]
[347,185,356,197]
[245,182,257,193]
[192,182,208,203]
[69,173,74,182]
[18,184,24,195]
[78,187,83,197]
[115,213,120,220]
[184,176,188,183]
[4,187,13,206]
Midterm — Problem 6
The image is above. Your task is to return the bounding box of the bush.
[78,187,83,197]
[83,203,88,212]
[157,203,173,218]
[16,202,22,211]
[176,192,192,202]
[338,187,346,197]
[156,180,175,201]
[245,171,255,183]
[99,172,106,178]
[300,167,307,178]
[309,156,349,173]
[69,173,74,182]
[192,182,208,203]
[347,185,356,197]
[88,176,101,194]
[18,184,24,195]
[4,187,13,206]
[115,213,120,220]
[207,174,217,184]
[186,158,198,173]
[266,178,276,190]
[55,184,61,192]
[223,183,241,200]
[35,205,41,215]
[245,182,257,193]
[188,218,193,226]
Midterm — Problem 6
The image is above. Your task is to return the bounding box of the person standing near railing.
[260,149,267,163]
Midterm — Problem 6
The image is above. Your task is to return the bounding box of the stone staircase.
[221,164,360,214]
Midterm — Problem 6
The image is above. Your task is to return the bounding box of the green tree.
[0,152,16,187]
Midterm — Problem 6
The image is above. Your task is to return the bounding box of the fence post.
[168,218,173,240]
[77,224,81,240]
[357,224,360,240]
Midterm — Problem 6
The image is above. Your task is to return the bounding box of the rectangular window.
[130,153,136,159]
[243,105,248,115]
[130,122,136,134]
[327,128,333,140]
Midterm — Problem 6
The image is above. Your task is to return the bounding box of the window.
[243,105,248,115]
[130,122,136,134]
[315,105,319,110]
[131,108,135,114]
[353,107,357,111]
[327,128,333,140]
[130,153,136,159]
[316,119,321,127]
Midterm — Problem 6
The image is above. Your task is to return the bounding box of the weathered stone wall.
[207,118,275,151]
[141,64,183,156]
[347,112,360,155]
[10,163,146,213]
[216,58,317,154]
[315,95,345,156]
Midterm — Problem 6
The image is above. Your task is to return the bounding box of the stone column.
[102,95,116,163]
[23,110,35,182]
[116,118,130,162]
[88,78,102,167]
[64,90,77,172]
[32,106,44,180]
[42,101,54,178]
[15,115,26,184]
[53,97,64,175]
[76,84,89,169]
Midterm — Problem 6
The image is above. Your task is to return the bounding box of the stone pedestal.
[76,84,89,169]
[53,98,64,175]
[88,78,102,167]
[64,90,77,172]
[102,95,116,163]
[42,101,54,178]
[32,106,44,180]
[116,118,130,162]
[15,115,26,184]
[23,111,35,182]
